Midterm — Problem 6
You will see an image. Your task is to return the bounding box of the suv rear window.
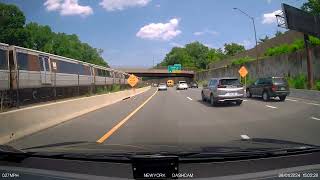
[179,81,186,84]
[219,79,241,85]
[272,78,287,84]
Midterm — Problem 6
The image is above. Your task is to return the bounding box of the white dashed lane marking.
[241,135,250,140]
[265,105,278,109]
[306,102,320,106]
[311,117,320,121]
[286,98,298,102]
[187,97,193,101]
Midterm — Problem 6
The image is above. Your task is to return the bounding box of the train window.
[82,65,90,75]
[28,54,40,71]
[57,60,79,74]
[105,70,111,77]
[16,52,28,70]
[0,49,7,70]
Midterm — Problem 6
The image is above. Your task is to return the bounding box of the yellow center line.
[96,89,158,143]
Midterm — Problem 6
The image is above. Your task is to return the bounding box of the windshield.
[273,77,287,84]
[1,0,320,175]
[219,79,241,86]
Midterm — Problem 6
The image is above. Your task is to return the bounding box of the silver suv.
[201,77,245,106]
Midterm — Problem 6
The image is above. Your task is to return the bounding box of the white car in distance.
[176,81,188,90]
[158,83,167,91]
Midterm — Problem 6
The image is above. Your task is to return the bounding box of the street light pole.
[233,8,259,74]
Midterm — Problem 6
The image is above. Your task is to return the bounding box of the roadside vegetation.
[231,56,255,65]
[0,3,108,67]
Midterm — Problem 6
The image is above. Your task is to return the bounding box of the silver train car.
[0,44,132,106]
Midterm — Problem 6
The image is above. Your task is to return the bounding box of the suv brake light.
[272,84,276,91]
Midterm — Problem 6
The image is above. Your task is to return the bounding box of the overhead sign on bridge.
[168,64,182,73]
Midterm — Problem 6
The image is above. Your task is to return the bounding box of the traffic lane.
[8,88,157,149]
[104,87,247,146]
[177,88,320,146]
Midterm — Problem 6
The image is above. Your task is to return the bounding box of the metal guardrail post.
[54,71,57,100]
[16,67,20,108]
[77,73,80,96]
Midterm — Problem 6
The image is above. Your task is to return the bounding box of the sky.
[2,0,307,68]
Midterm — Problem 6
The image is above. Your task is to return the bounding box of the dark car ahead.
[189,82,198,88]
[246,77,290,101]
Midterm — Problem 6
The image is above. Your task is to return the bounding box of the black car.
[246,77,290,101]
[189,82,198,88]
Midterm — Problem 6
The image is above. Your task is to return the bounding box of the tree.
[275,30,283,37]
[223,43,245,56]
[0,3,28,46]
[259,35,270,44]
[301,0,320,16]
[159,41,225,70]
[0,2,108,67]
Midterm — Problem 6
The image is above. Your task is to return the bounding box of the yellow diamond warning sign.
[127,74,139,87]
[238,66,248,78]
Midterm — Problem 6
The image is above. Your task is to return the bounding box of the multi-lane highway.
[9,87,320,149]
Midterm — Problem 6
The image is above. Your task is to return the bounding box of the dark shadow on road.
[247,97,285,103]
[197,100,241,108]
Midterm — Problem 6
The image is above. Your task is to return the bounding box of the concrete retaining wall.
[0,86,150,144]
[196,46,320,81]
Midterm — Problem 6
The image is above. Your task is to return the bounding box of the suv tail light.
[272,84,276,91]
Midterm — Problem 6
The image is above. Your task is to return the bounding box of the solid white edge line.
[306,102,320,106]
[187,97,193,101]
[311,117,320,121]
[286,98,298,102]
[265,105,278,109]
[240,135,250,140]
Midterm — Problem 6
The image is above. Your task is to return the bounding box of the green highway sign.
[168,64,182,73]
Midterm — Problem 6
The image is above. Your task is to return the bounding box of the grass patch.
[287,74,307,89]
[231,56,255,65]
[316,80,320,91]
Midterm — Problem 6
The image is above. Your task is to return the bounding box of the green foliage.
[159,41,226,70]
[309,36,320,46]
[0,2,108,67]
[301,0,320,16]
[111,84,121,92]
[0,3,28,47]
[264,39,305,56]
[287,74,307,89]
[223,43,245,56]
[231,56,255,65]
[316,80,320,91]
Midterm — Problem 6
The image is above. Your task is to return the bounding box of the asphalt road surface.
[9,87,320,149]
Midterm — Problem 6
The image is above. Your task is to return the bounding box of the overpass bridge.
[115,68,195,84]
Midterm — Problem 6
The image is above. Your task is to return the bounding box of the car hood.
[21,138,317,155]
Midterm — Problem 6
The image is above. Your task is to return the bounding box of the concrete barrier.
[0,86,151,144]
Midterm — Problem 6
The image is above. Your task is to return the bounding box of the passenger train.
[0,43,135,106]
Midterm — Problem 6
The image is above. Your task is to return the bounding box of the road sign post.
[127,74,139,88]
[239,66,248,88]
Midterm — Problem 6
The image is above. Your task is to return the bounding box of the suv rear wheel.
[201,92,206,102]
[262,91,270,101]
[246,89,252,98]
[236,100,242,105]
[279,96,286,101]
[210,94,216,106]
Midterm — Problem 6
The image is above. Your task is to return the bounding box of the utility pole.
[304,34,314,89]
[233,8,259,74]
